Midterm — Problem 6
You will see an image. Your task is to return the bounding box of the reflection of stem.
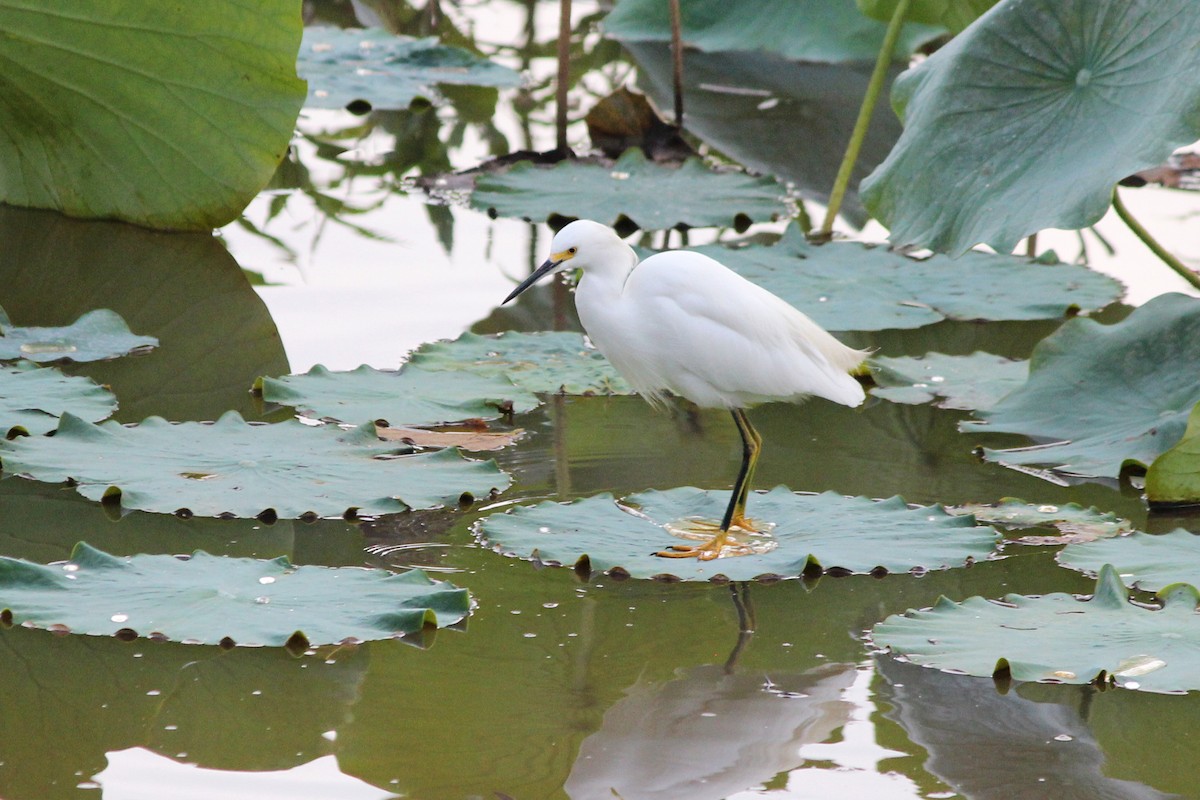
[1112,187,1200,290]
[556,0,573,153]
[1024,233,1037,258]
[819,0,910,238]
[552,393,572,497]
[723,582,756,675]
[668,0,684,128]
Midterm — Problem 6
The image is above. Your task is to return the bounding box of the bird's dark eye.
[568,247,577,254]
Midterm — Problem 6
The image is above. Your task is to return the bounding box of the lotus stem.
[555,0,572,153]
[1111,187,1200,291]
[669,0,684,128]
[819,0,910,238]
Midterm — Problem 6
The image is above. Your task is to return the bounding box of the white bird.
[503,220,869,560]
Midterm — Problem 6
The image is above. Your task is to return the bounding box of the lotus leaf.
[408,331,633,395]
[0,0,305,230]
[261,363,538,426]
[872,565,1200,693]
[861,0,1200,255]
[476,487,998,581]
[1145,402,1200,506]
[603,0,942,63]
[871,352,1027,411]
[0,361,116,436]
[677,225,1119,331]
[298,27,520,110]
[963,294,1200,479]
[949,499,1132,545]
[856,0,998,33]
[470,149,786,231]
[0,543,469,646]
[0,307,157,363]
[1059,530,1200,592]
[0,412,510,518]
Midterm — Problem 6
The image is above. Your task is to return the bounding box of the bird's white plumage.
[549,220,868,411]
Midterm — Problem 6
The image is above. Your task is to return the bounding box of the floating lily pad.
[0,307,157,363]
[872,565,1200,693]
[948,499,1132,545]
[963,294,1200,479]
[1059,530,1200,592]
[0,361,117,436]
[0,0,305,230]
[0,543,469,646]
[471,149,786,231]
[861,0,1200,255]
[298,27,520,110]
[260,363,538,426]
[476,487,998,581]
[408,331,633,395]
[682,225,1120,332]
[871,352,1027,411]
[0,412,509,518]
[1145,402,1200,506]
[603,0,943,63]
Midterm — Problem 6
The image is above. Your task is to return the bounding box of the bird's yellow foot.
[656,517,777,559]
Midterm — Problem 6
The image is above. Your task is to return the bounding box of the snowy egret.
[503,220,869,560]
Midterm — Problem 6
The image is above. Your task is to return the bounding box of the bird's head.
[502,220,632,304]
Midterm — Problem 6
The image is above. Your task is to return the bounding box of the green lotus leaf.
[861,0,1200,255]
[0,307,157,364]
[1145,402,1200,506]
[949,498,1132,544]
[470,149,786,231]
[856,0,998,33]
[0,0,305,230]
[408,331,633,396]
[1059,530,1200,592]
[0,412,510,518]
[298,27,520,110]
[872,565,1200,693]
[0,361,116,436]
[261,363,539,426]
[476,487,998,581]
[871,352,1027,410]
[682,225,1120,331]
[963,294,1200,479]
[603,0,943,63]
[0,542,469,646]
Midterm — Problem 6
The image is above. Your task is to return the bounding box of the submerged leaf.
[0,361,117,436]
[408,331,633,396]
[0,0,305,229]
[871,352,1027,411]
[298,28,520,110]
[948,498,1132,545]
[861,0,1200,254]
[0,543,470,646]
[471,149,786,231]
[261,363,539,426]
[0,307,157,363]
[964,294,1200,479]
[0,412,509,518]
[1059,530,1200,592]
[476,487,998,581]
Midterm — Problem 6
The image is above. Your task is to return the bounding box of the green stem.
[1112,187,1200,290]
[818,0,909,238]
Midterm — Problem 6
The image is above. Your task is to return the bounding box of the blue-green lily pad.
[949,498,1132,545]
[476,487,998,581]
[0,307,157,363]
[471,149,787,231]
[0,361,117,436]
[861,0,1200,255]
[1145,402,1200,506]
[0,542,469,646]
[260,363,539,426]
[0,412,509,518]
[872,565,1200,693]
[963,293,1200,479]
[871,352,1028,411]
[408,331,633,396]
[298,27,520,110]
[1059,530,1200,592]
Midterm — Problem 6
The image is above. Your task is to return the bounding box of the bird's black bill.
[503,258,560,305]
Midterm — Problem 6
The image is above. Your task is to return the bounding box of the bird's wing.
[626,252,866,407]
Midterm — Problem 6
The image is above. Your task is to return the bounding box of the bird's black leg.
[721,408,762,532]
